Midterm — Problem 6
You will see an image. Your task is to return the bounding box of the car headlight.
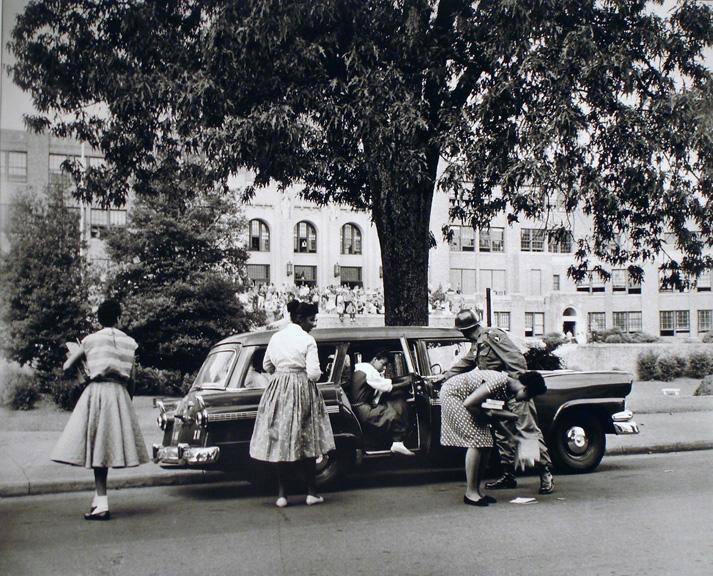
[157,412,168,431]
[195,410,208,426]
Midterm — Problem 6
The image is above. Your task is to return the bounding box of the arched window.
[341,223,362,255]
[248,219,270,252]
[294,221,317,253]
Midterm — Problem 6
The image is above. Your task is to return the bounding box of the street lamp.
[286,261,293,276]
[334,263,341,277]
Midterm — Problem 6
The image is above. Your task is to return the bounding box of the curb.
[2,443,712,498]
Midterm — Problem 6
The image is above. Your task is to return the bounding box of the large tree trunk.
[372,176,435,326]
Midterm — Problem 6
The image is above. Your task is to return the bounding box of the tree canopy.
[0,186,92,375]
[10,0,713,325]
[102,185,262,374]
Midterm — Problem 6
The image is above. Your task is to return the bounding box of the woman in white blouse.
[249,300,335,507]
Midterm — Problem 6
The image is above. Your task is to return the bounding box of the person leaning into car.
[436,309,555,495]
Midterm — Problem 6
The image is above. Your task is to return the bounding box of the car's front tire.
[549,412,606,473]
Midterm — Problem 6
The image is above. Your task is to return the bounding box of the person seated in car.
[245,352,269,389]
[346,351,415,456]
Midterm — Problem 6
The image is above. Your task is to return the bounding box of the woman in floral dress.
[440,369,547,506]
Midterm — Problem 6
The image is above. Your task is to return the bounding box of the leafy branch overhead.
[10,1,713,323]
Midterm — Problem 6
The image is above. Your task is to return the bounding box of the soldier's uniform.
[442,325,553,490]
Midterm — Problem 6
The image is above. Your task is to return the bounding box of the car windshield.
[192,349,236,390]
[424,340,470,375]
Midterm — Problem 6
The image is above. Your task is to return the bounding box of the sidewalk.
[1,379,711,497]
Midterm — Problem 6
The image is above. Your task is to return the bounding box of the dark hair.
[519,371,547,397]
[372,350,389,361]
[287,299,319,322]
[97,299,121,327]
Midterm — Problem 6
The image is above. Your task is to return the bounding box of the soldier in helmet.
[437,309,555,495]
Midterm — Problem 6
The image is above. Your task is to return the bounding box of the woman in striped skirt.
[51,300,148,520]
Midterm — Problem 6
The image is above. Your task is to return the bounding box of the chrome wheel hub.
[566,426,589,455]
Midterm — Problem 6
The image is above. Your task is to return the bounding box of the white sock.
[94,495,109,512]
[91,492,99,508]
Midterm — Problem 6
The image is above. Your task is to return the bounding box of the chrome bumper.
[152,443,220,466]
[612,410,639,435]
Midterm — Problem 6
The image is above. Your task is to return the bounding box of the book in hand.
[481,399,505,410]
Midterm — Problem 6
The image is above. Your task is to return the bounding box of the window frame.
[340,223,362,255]
[248,219,271,252]
[294,221,317,253]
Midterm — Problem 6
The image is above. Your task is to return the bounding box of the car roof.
[215,326,464,347]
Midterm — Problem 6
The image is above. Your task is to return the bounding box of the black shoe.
[482,494,497,504]
[485,474,517,490]
[539,468,555,495]
[463,495,489,507]
[84,509,111,521]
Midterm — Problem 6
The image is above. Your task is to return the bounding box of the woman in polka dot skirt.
[440,369,547,506]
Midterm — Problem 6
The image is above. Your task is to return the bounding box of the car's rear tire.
[549,412,606,473]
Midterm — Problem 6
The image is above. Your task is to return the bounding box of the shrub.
[702,332,713,344]
[687,352,713,378]
[46,369,86,411]
[133,365,190,396]
[655,354,686,382]
[604,334,623,343]
[0,360,41,410]
[694,375,713,396]
[542,332,568,353]
[524,346,563,370]
[637,351,659,381]
[625,332,659,343]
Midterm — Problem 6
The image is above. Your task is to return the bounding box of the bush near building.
[591,328,659,344]
[637,351,660,381]
[525,333,565,370]
[686,352,713,379]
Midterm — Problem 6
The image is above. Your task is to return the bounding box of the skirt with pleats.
[51,381,149,468]
[249,371,335,463]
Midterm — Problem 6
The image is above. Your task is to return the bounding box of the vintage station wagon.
[153,327,639,485]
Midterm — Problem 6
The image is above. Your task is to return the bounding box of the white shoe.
[275,497,288,508]
[390,441,415,456]
[306,495,324,506]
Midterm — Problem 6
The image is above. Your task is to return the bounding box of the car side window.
[424,340,470,375]
[317,344,338,383]
[347,340,407,378]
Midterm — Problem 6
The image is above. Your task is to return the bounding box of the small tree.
[103,186,262,375]
[0,187,92,377]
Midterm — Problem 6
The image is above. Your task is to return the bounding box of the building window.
[525,312,545,337]
[552,274,560,291]
[494,311,511,331]
[246,264,270,286]
[340,265,362,288]
[479,227,504,252]
[49,154,79,189]
[548,233,573,253]
[294,221,317,253]
[521,228,545,252]
[588,312,606,332]
[698,310,712,334]
[341,223,362,255]
[613,269,642,294]
[294,265,317,286]
[613,311,643,333]
[577,275,606,293]
[90,208,127,238]
[697,270,711,292]
[248,219,270,252]
[480,269,507,295]
[449,268,476,294]
[659,310,690,336]
[528,269,542,296]
[449,225,475,252]
[2,151,28,182]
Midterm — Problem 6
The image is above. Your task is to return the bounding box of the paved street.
[1,450,712,576]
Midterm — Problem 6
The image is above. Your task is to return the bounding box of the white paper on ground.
[510,497,537,504]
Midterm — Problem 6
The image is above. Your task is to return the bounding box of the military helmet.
[454,309,481,331]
